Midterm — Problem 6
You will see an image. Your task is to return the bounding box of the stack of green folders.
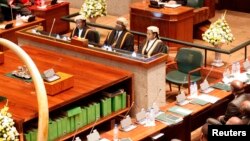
[102,89,127,113]
[25,90,127,141]
[25,103,101,141]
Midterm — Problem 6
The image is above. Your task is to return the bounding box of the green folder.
[190,98,209,106]
[87,104,95,124]
[107,97,112,115]
[82,107,88,126]
[61,116,68,135]
[112,95,121,112]
[48,121,53,141]
[24,132,31,141]
[211,82,231,91]
[56,118,63,137]
[49,121,58,141]
[101,98,108,117]
[75,113,82,129]
[30,129,37,141]
[69,116,75,132]
[156,113,183,125]
[66,116,71,133]
[121,92,127,109]
[168,106,192,116]
[94,102,101,120]
[66,107,82,117]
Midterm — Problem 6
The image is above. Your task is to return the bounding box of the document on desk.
[167,106,192,116]
[156,112,183,125]
[211,82,231,91]
[196,94,219,104]
[190,98,209,106]
[157,2,181,8]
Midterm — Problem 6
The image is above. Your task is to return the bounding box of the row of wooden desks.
[101,87,234,141]
[0,45,134,140]
[0,17,45,51]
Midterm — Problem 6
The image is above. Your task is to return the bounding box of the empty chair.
[166,48,203,94]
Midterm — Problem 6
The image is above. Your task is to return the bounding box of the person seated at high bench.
[70,15,97,44]
[104,17,134,51]
[9,0,33,15]
[138,26,168,57]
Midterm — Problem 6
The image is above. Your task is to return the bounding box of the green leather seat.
[187,0,204,8]
[166,48,203,93]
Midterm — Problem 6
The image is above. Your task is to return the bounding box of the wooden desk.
[0,17,45,51]
[16,26,168,115]
[161,87,234,141]
[0,45,133,140]
[29,2,70,34]
[130,2,194,50]
[101,117,188,141]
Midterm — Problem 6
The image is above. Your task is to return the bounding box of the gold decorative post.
[0,38,48,141]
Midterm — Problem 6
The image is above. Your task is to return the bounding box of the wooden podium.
[44,72,74,95]
[29,2,70,34]
[130,2,194,50]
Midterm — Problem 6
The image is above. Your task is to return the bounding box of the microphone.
[124,101,134,118]
[10,5,13,21]
[89,116,99,135]
[84,116,100,141]
[150,89,162,115]
[200,66,214,93]
[204,66,214,81]
[150,88,162,107]
[49,18,56,37]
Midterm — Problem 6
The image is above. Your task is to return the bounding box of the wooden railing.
[61,12,250,66]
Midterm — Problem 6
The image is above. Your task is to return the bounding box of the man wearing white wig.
[138,26,168,57]
[70,15,99,44]
[104,17,134,51]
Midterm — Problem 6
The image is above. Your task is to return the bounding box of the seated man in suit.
[207,80,250,125]
[70,15,97,45]
[104,17,134,51]
[138,26,168,57]
[224,100,250,125]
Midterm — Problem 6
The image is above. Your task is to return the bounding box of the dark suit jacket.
[221,94,250,123]
[104,29,134,52]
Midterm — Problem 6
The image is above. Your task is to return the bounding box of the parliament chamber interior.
[0,0,250,141]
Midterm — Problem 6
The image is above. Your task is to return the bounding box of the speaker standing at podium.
[138,26,168,57]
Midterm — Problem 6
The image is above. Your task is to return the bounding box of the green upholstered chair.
[166,48,203,94]
[187,0,204,8]
[87,30,100,46]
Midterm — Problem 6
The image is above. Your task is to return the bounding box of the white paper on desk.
[197,94,219,104]
[164,3,181,8]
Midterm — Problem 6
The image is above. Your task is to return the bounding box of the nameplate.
[71,37,88,47]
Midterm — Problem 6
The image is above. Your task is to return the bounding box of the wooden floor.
[69,8,250,141]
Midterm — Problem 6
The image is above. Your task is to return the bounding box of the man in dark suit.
[104,17,134,51]
[70,15,98,45]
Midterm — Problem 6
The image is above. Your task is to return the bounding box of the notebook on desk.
[211,82,231,91]
[168,106,192,116]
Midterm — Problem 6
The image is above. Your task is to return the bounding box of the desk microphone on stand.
[49,18,56,37]
[86,117,101,141]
